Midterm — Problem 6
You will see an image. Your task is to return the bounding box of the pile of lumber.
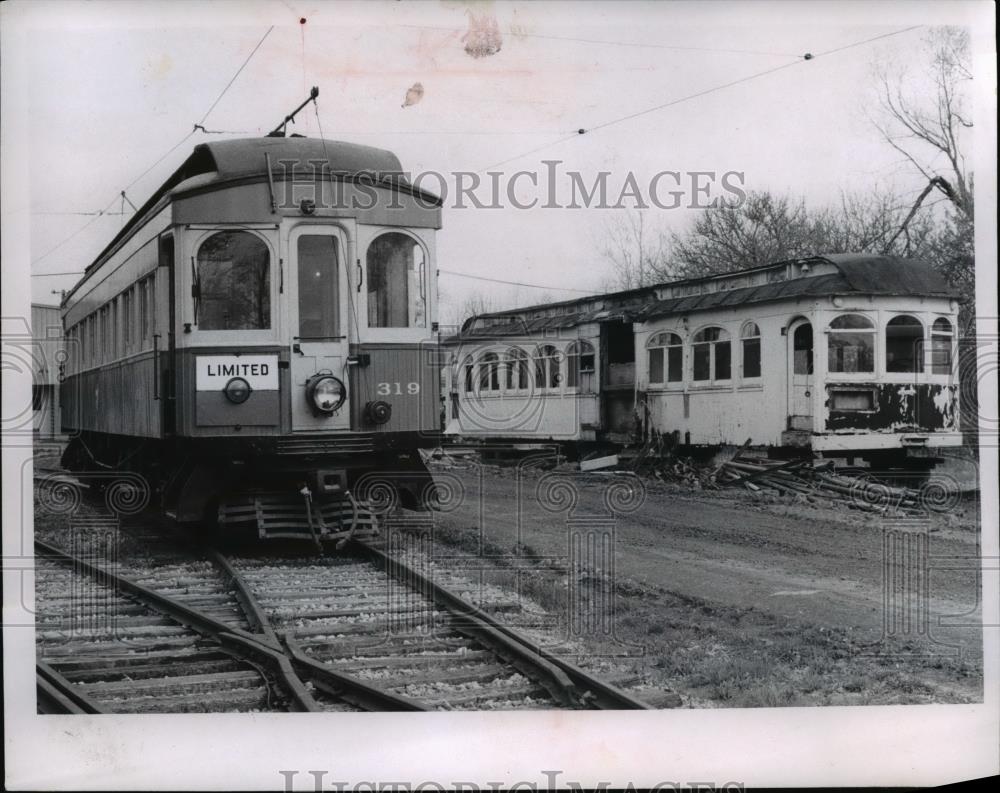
[643,456,723,489]
[716,448,928,514]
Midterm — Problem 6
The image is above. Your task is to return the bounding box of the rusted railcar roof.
[447,255,959,341]
[821,253,956,296]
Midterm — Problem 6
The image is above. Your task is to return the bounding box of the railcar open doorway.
[787,319,814,436]
[600,319,636,443]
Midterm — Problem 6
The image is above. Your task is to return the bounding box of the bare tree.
[668,192,821,278]
[813,189,937,258]
[452,290,501,327]
[598,209,673,290]
[663,189,940,281]
[870,25,976,348]
[872,26,973,246]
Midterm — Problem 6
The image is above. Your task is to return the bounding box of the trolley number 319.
[377,382,420,395]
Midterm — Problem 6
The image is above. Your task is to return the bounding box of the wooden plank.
[326,651,492,670]
[418,683,547,708]
[82,669,261,695]
[580,454,618,472]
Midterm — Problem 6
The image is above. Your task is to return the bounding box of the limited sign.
[196,354,279,391]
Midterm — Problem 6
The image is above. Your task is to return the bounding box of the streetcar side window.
[478,352,501,392]
[462,356,474,393]
[138,279,148,348]
[566,341,595,391]
[87,316,96,366]
[647,332,683,385]
[827,314,874,374]
[100,305,110,362]
[930,317,954,375]
[366,232,426,328]
[534,345,562,391]
[122,288,132,352]
[195,231,272,331]
[741,322,761,379]
[692,327,731,382]
[505,347,530,391]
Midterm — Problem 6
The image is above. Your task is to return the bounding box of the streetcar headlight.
[223,377,252,404]
[307,375,346,413]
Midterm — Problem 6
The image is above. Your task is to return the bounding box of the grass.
[406,519,983,708]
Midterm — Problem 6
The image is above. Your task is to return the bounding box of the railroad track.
[34,549,279,714]
[223,537,651,710]
[34,471,652,712]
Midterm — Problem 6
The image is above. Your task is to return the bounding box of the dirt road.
[423,460,984,707]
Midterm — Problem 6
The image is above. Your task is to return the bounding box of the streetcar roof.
[64,136,438,306]
[450,254,960,339]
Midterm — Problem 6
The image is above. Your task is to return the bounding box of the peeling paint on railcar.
[825,383,957,432]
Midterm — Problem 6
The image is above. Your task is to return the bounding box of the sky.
[6,0,989,322]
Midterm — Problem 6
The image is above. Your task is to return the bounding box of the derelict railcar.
[60,137,442,536]
[443,254,962,466]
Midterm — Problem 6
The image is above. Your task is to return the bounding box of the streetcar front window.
[366,232,426,328]
[195,231,271,330]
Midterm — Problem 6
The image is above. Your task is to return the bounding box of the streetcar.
[443,254,963,468]
[59,134,442,539]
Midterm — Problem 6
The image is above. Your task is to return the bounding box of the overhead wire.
[506,31,803,58]
[31,25,275,273]
[197,25,275,127]
[395,22,803,58]
[479,25,923,173]
[438,268,598,294]
[30,194,123,267]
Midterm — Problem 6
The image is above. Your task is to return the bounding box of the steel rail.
[282,633,427,712]
[208,551,321,712]
[36,661,106,714]
[210,550,426,712]
[35,539,423,712]
[353,537,653,710]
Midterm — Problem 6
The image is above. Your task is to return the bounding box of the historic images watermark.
[278,769,746,791]
[271,159,747,212]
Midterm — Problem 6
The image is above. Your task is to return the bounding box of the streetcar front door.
[289,228,351,432]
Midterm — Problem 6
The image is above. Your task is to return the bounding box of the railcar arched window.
[827,314,874,373]
[566,341,596,391]
[462,355,474,394]
[505,347,530,391]
[692,327,731,382]
[534,345,562,391]
[647,332,683,384]
[366,232,426,328]
[196,231,271,330]
[741,322,761,379]
[478,352,501,392]
[885,314,924,373]
[930,318,954,375]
